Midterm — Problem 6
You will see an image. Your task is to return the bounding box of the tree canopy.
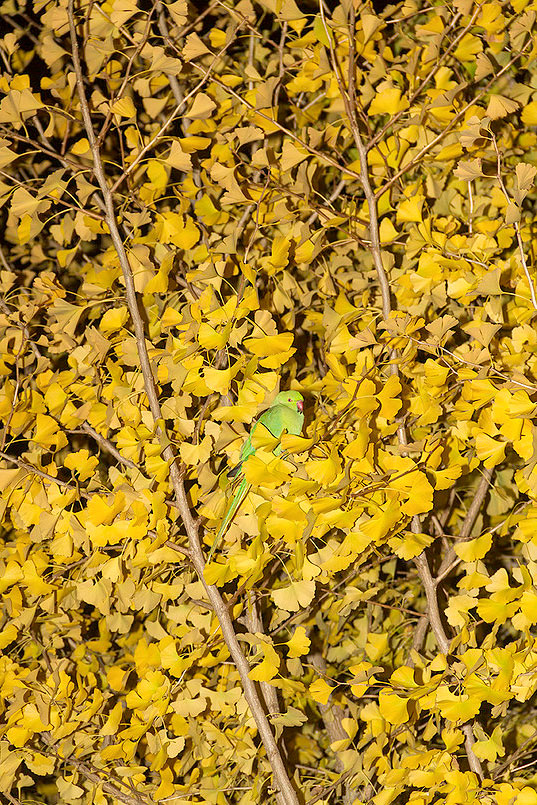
[2,1,537,803]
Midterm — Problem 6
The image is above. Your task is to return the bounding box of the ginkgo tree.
[2,0,537,803]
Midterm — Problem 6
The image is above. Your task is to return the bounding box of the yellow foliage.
[285,626,311,658]
[378,689,409,725]
[369,85,408,116]
[309,678,333,704]
[249,639,280,682]
[3,3,537,801]
[455,533,493,562]
[271,579,316,612]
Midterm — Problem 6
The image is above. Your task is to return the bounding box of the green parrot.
[207,390,305,561]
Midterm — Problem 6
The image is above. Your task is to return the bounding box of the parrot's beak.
[297,400,304,413]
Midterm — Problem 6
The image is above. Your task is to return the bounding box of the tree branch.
[319,0,485,778]
[67,4,298,802]
[79,421,141,472]
[39,741,150,805]
[436,467,494,581]
[0,450,90,498]
[109,27,243,194]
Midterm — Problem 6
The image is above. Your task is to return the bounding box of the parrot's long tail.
[207,477,250,562]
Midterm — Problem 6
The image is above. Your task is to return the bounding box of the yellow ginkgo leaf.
[396,195,424,223]
[203,366,235,395]
[33,413,68,450]
[110,97,136,118]
[179,435,212,467]
[369,86,407,116]
[379,217,398,244]
[100,305,129,334]
[435,686,482,722]
[454,532,493,562]
[271,580,316,612]
[486,95,519,120]
[522,101,537,125]
[244,332,294,357]
[187,92,217,119]
[377,373,402,418]
[100,702,123,736]
[454,33,481,61]
[519,589,537,625]
[64,448,99,481]
[378,689,409,725]
[389,531,434,560]
[71,137,90,155]
[305,451,341,486]
[243,452,291,488]
[285,626,311,658]
[167,139,192,171]
[365,632,389,663]
[475,433,506,468]
[160,307,183,328]
[473,726,505,762]
[160,213,200,249]
[476,595,518,625]
[309,678,333,705]
[249,640,280,682]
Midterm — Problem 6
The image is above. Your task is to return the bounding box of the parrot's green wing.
[207,390,304,561]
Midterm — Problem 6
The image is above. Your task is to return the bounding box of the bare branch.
[376,48,530,200]
[39,742,150,805]
[367,6,473,152]
[490,132,537,310]
[436,467,494,582]
[188,64,362,182]
[310,652,358,805]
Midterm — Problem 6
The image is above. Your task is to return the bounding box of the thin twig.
[377,47,530,200]
[1,793,22,805]
[492,728,537,779]
[435,468,494,583]
[155,0,201,191]
[164,538,193,559]
[80,422,141,472]
[0,450,90,498]
[95,8,156,147]
[40,742,150,805]
[366,6,473,151]
[187,64,362,183]
[310,652,357,805]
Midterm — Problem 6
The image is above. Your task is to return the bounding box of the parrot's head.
[274,390,304,413]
